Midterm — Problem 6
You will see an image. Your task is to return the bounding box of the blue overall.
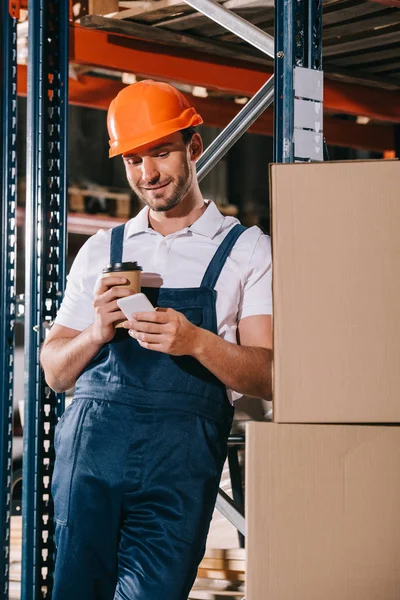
[51,222,246,600]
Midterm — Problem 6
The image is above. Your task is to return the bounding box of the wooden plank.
[218,9,398,48]
[68,185,131,202]
[131,6,194,23]
[324,65,400,90]
[200,558,245,571]
[88,0,118,14]
[69,191,85,212]
[197,568,245,582]
[323,0,386,26]
[362,58,400,73]
[323,10,400,40]
[328,46,400,67]
[154,0,272,31]
[79,14,268,65]
[204,548,245,560]
[190,590,244,598]
[324,27,400,56]
[116,0,271,21]
[367,0,400,8]
[190,591,244,599]
[112,0,191,21]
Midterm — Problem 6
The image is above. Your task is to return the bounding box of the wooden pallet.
[68,185,239,221]
[68,185,132,219]
[190,548,245,599]
[9,516,22,600]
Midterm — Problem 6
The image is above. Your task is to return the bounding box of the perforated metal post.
[22,0,69,597]
[0,2,18,597]
[274,0,323,162]
[308,0,323,70]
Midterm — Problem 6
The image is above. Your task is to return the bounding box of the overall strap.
[110,223,125,264]
[201,224,247,289]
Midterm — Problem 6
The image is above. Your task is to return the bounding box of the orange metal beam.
[194,94,395,152]
[69,24,270,97]
[69,24,400,124]
[324,80,400,124]
[17,65,395,152]
[323,118,394,153]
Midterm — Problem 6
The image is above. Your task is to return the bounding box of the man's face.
[122,132,196,212]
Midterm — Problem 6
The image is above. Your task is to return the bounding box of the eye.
[155,151,169,158]
[126,157,141,166]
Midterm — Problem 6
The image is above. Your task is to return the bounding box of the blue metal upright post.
[0,1,18,598]
[274,0,323,162]
[22,0,69,597]
[307,0,323,70]
[274,0,296,162]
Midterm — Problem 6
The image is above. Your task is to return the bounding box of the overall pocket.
[52,399,91,526]
[177,415,228,544]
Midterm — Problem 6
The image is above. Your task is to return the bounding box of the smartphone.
[117,293,156,320]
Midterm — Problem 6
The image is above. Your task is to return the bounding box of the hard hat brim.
[109,108,203,158]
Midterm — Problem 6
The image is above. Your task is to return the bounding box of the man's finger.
[131,310,172,323]
[104,300,130,314]
[125,321,165,334]
[96,275,129,294]
[95,286,132,307]
[136,340,164,352]
[106,310,126,324]
[104,286,133,302]
[129,331,166,343]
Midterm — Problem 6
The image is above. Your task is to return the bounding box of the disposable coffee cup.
[103,261,142,327]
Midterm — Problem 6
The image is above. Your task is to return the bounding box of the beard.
[132,170,193,212]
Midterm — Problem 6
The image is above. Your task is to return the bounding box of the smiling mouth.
[142,181,171,191]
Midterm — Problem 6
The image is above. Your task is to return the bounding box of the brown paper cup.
[114,270,141,328]
[116,270,141,294]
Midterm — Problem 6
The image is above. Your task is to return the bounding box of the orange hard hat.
[107,80,203,158]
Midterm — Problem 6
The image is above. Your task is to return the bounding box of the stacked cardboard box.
[246,160,400,599]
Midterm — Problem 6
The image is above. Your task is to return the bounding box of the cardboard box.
[246,422,400,600]
[270,160,400,422]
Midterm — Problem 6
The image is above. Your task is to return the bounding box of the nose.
[141,156,160,185]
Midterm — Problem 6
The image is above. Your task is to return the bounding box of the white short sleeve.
[237,232,272,321]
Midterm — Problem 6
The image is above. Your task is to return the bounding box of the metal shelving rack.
[0,0,323,597]
[0,2,18,597]
[21,0,69,597]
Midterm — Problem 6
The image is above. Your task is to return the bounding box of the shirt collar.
[125,200,225,240]
[125,205,152,238]
[189,201,225,239]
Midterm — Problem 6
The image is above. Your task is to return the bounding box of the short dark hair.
[180,126,197,145]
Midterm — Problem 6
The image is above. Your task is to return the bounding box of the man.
[41,80,273,600]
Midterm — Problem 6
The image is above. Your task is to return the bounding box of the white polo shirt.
[55,200,272,401]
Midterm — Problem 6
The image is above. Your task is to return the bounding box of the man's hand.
[91,276,134,345]
[122,308,201,356]
[122,310,272,399]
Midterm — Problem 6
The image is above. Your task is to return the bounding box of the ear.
[189,133,203,162]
